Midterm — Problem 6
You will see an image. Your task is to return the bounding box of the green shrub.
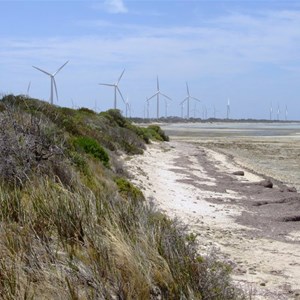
[73,136,109,167]
[114,177,144,202]
[147,125,169,141]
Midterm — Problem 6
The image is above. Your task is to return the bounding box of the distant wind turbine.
[270,102,273,120]
[32,61,69,105]
[226,98,230,119]
[99,69,126,109]
[180,82,201,119]
[285,105,288,121]
[148,76,171,118]
[277,104,280,121]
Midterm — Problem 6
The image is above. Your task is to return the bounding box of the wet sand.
[124,128,300,299]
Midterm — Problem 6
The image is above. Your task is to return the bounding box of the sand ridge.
[124,140,300,300]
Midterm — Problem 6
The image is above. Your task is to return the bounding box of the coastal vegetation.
[0,95,244,299]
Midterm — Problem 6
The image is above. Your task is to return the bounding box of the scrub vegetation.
[0,94,245,299]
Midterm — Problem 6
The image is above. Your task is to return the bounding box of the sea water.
[161,122,300,191]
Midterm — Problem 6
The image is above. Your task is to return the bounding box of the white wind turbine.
[285,105,288,121]
[226,98,231,119]
[277,104,280,121]
[148,76,171,119]
[99,69,125,110]
[180,82,201,119]
[270,102,273,120]
[32,61,69,105]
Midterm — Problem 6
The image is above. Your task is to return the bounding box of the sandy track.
[124,141,300,300]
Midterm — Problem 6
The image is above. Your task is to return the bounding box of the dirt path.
[124,140,300,300]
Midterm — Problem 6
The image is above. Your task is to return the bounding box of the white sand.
[124,140,300,300]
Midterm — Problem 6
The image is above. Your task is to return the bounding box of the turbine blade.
[148,92,159,100]
[99,83,114,87]
[186,82,190,95]
[32,65,52,76]
[156,76,159,91]
[117,68,125,85]
[160,92,172,100]
[53,78,59,101]
[27,81,31,95]
[191,96,201,102]
[53,60,69,76]
[180,98,188,105]
[117,87,126,104]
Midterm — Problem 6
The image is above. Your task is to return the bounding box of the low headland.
[0,95,246,299]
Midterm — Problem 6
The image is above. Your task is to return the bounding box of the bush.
[147,125,169,141]
[73,136,109,167]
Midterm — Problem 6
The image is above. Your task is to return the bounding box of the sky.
[1,0,300,120]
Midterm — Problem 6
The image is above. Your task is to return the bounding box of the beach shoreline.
[124,139,300,300]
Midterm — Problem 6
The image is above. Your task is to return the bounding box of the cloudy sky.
[1,0,300,119]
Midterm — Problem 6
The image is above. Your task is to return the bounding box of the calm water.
[161,122,300,191]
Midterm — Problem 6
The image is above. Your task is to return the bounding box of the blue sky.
[1,0,300,120]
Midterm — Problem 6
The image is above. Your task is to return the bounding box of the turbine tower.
[32,61,69,105]
[285,105,288,121]
[180,82,201,119]
[148,76,171,119]
[99,69,125,109]
[226,98,230,119]
[277,104,280,121]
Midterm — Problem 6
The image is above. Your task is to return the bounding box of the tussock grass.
[0,95,245,299]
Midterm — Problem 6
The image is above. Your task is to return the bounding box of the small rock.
[258,179,273,188]
[260,282,266,286]
[287,186,297,193]
[233,171,244,176]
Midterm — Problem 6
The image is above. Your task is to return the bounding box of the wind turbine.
[285,105,288,121]
[270,102,273,120]
[180,82,201,119]
[277,104,280,121]
[148,76,171,119]
[99,69,125,110]
[226,98,230,119]
[32,61,69,104]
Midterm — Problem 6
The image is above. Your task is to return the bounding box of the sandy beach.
[124,138,300,300]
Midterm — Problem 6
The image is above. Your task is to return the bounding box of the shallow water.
[162,122,300,191]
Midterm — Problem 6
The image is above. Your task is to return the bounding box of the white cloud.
[104,0,128,14]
